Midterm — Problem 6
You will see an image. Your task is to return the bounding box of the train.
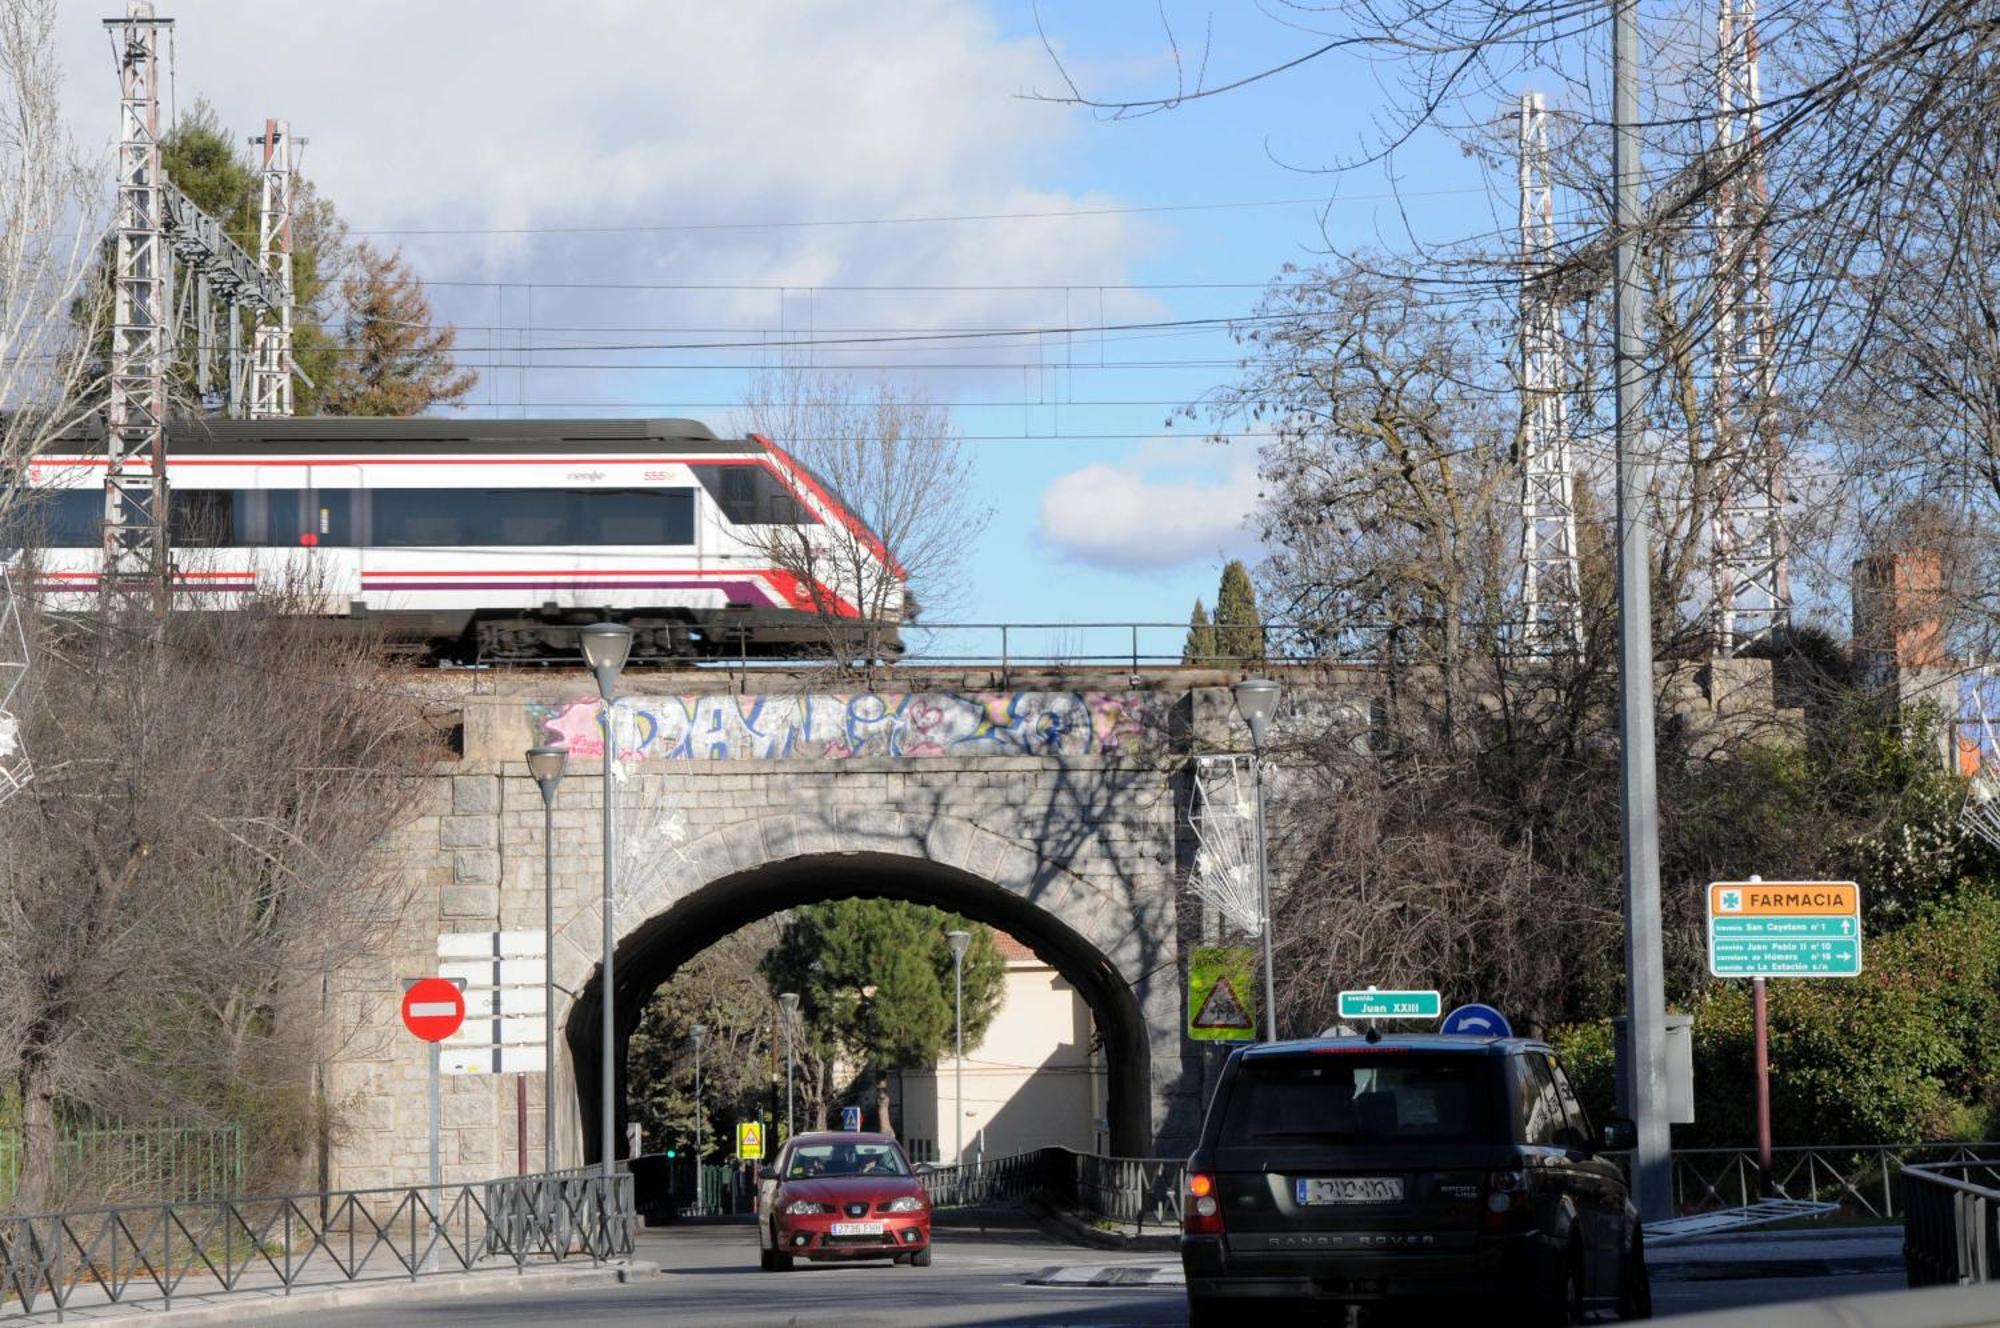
[8,417,907,662]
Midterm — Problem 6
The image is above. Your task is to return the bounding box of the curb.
[17,1260,661,1325]
[1648,1255,1906,1282]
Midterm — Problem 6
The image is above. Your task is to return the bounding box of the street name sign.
[401,978,466,1042]
[1338,989,1442,1020]
[1706,881,1862,978]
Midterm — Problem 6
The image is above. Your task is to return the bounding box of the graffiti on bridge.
[529,691,1170,762]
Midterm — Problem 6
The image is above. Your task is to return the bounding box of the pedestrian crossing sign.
[1188,945,1257,1042]
[737,1121,764,1160]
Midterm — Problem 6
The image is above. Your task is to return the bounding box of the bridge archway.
[558,819,1165,1167]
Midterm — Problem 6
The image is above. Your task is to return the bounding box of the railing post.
[162,1202,173,1309]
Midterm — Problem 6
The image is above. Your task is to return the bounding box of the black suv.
[1182,1034,1649,1324]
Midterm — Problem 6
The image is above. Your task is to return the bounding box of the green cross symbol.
[1721,890,1742,911]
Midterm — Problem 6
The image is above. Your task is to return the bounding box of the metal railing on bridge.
[1663,1143,1995,1220]
[0,1166,632,1320]
[1902,1158,2000,1286]
[919,1147,1183,1232]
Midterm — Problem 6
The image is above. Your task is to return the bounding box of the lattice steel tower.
[1517,92,1584,652]
[250,118,295,418]
[103,2,172,613]
[1711,0,1788,653]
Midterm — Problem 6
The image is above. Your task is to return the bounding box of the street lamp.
[579,622,632,1185]
[1232,679,1280,1043]
[778,992,799,1141]
[945,930,970,1165]
[690,1023,708,1202]
[526,743,567,1172]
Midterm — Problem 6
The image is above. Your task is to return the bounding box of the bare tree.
[0,0,106,527]
[0,592,438,1210]
[738,369,991,672]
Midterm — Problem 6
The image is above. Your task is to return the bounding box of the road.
[266,1223,1908,1327]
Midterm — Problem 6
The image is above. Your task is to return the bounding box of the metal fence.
[0,1166,632,1320]
[1665,1143,1995,1218]
[1902,1159,2000,1286]
[919,1147,1183,1231]
[0,1122,244,1210]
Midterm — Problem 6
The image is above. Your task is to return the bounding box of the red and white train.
[12,417,906,661]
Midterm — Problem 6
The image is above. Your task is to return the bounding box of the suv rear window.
[1220,1054,1499,1145]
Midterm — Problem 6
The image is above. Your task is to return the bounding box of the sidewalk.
[1022,1225,1907,1290]
[3,1259,659,1325]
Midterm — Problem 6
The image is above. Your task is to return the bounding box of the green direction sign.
[1187,946,1257,1042]
[1706,880,1863,978]
[1338,989,1442,1020]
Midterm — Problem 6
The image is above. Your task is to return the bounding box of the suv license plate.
[1296,1177,1404,1205]
[830,1221,884,1236]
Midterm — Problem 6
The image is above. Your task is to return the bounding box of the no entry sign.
[402,977,467,1042]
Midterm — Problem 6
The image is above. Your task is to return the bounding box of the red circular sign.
[401,978,466,1042]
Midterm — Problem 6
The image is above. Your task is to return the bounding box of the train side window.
[365,487,694,547]
[168,491,235,547]
[1,489,101,547]
[690,465,816,525]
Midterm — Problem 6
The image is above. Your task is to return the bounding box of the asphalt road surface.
[270,1225,1908,1327]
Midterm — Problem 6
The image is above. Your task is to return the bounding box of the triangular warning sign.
[1192,976,1253,1030]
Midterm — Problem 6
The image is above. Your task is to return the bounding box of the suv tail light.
[1483,1169,1528,1232]
[1184,1171,1224,1235]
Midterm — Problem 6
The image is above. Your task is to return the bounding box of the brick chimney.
[1852,548,1945,685]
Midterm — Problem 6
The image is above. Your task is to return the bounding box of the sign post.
[401,977,467,1271]
[1706,878,1863,1190]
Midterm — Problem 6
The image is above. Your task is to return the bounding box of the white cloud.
[1037,436,1260,571]
[57,2,1158,402]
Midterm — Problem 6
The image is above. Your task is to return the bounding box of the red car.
[756,1132,932,1269]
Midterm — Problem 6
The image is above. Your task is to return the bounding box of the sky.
[55,1,1514,659]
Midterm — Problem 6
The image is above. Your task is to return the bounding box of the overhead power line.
[347,187,1488,238]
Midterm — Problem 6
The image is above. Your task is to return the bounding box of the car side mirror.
[1600,1118,1638,1151]
[756,1166,776,1182]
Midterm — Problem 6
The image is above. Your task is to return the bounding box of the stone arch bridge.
[327,671,1300,1191]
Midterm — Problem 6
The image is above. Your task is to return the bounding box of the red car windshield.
[785,1142,909,1179]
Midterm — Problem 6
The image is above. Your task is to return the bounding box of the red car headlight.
[882,1196,924,1214]
[784,1200,836,1215]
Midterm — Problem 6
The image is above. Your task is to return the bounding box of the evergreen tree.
[762,900,1004,1139]
[318,243,476,416]
[1214,559,1265,662]
[1182,598,1216,665]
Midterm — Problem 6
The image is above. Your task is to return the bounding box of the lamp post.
[690,1023,707,1210]
[1232,679,1280,1043]
[945,929,970,1164]
[778,992,799,1141]
[526,744,567,1172]
[579,622,632,1186]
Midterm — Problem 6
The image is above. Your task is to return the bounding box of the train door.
[308,466,364,614]
[250,467,307,601]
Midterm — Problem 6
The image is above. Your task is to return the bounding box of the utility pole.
[1612,0,1673,1224]
[250,118,296,418]
[1711,0,1786,654]
[103,2,173,618]
[1516,91,1584,654]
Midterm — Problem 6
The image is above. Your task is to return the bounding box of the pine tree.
[319,243,476,416]
[1214,560,1265,663]
[1182,598,1216,665]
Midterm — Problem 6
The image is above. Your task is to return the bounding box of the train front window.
[368,487,695,547]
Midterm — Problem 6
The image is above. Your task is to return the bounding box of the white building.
[899,935,1104,1164]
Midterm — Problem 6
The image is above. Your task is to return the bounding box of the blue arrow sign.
[1440,1003,1513,1038]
